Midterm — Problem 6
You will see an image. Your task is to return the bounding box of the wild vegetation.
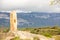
[10,36,20,40]
[18,26,60,37]
[33,36,40,40]
[10,36,40,40]
[0,26,60,40]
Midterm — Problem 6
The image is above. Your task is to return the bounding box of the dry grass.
[55,35,60,40]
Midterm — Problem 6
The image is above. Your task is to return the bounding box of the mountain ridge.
[0,12,60,27]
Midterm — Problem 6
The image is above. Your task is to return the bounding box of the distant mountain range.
[0,12,60,28]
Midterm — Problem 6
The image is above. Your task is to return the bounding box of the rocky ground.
[4,31,55,40]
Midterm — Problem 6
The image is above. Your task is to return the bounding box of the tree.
[50,0,60,5]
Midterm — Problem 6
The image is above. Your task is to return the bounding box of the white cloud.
[0,10,32,13]
[15,10,32,13]
[0,14,9,19]
[0,0,60,13]
[1,11,11,13]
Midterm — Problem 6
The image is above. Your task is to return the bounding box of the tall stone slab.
[10,10,17,32]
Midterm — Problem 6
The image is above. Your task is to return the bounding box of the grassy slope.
[0,26,60,40]
[18,26,60,37]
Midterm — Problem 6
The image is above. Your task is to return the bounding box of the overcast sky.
[0,0,60,12]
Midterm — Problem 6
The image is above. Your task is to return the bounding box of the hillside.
[0,12,60,27]
[0,26,60,40]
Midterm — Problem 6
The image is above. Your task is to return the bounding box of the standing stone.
[10,10,17,32]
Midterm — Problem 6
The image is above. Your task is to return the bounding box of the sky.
[0,0,60,12]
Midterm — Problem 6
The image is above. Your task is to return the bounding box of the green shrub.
[21,38,31,40]
[3,28,9,33]
[10,36,20,40]
[42,33,52,38]
[33,36,40,40]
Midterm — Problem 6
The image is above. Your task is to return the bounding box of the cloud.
[0,0,60,13]
[0,14,9,19]
[0,10,32,13]
[0,11,11,13]
[35,15,50,19]
[15,10,32,13]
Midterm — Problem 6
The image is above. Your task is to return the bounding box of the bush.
[10,36,20,40]
[33,36,40,40]
[18,38,31,40]
[3,28,9,33]
[42,33,52,38]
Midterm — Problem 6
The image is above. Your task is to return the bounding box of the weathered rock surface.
[5,31,55,40]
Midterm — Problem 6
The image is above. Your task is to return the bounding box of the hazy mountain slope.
[0,12,60,27]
